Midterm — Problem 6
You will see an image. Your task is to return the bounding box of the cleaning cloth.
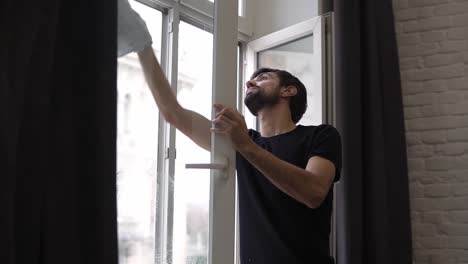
[117,0,153,57]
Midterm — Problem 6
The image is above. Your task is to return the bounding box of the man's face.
[244,72,282,116]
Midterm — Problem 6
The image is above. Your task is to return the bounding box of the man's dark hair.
[250,68,308,124]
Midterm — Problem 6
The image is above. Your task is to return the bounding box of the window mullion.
[154,9,169,264]
[154,4,181,264]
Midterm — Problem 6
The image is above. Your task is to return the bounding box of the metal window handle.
[185,157,229,178]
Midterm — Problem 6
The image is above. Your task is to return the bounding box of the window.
[173,20,213,264]
[117,0,239,264]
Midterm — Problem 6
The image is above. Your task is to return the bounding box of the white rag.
[117,0,153,57]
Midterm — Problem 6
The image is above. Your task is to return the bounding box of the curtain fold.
[1,1,118,263]
[333,0,413,263]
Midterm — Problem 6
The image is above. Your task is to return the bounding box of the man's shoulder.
[300,123,336,130]
[299,124,339,137]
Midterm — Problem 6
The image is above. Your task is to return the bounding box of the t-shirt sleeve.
[306,124,342,182]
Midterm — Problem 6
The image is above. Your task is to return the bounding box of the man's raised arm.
[137,47,212,151]
[118,0,211,151]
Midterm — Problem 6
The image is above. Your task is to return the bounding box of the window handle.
[185,157,229,178]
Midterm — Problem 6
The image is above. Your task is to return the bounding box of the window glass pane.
[116,1,162,263]
[257,35,321,125]
[173,21,213,264]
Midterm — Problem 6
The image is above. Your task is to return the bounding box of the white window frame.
[207,1,238,263]
[131,0,240,263]
[245,16,328,122]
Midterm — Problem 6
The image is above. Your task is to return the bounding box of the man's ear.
[281,85,298,98]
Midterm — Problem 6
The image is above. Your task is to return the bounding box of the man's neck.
[257,104,296,138]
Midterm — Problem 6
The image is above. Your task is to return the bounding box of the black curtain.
[1,1,118,263]
[333,0,413,263]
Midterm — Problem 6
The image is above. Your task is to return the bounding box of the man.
[139,48,341,264]
[119,2,341,263]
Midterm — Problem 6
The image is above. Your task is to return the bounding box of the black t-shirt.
[236,124,342,264]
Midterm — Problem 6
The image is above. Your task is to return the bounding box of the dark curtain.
[333,0,413,263]
[1,1,118,263]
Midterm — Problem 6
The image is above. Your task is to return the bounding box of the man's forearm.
[137,47,182,121]
[238,142,329,208]
[136,46,212,151]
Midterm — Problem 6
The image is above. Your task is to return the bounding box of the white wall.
[250,0,319,39]
[393,0,468,263]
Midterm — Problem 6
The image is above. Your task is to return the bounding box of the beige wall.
[250,0,318,39]
[393,0,468,263]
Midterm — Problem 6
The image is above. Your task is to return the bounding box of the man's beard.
[244,89,280,116]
